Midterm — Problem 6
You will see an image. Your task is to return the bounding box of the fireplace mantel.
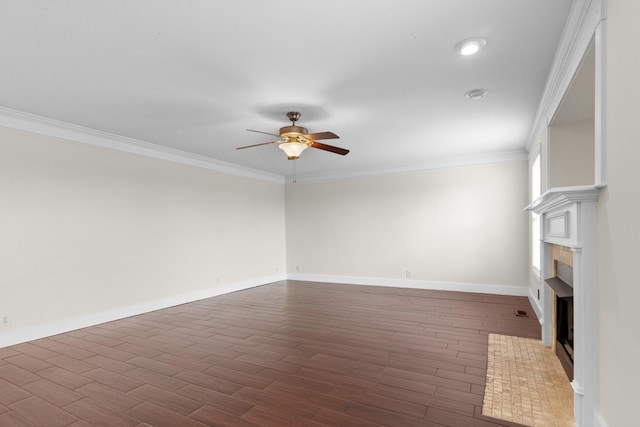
[526,184,601,427]
[527,185,602,216]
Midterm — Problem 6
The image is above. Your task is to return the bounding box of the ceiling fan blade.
[236,140,280,150]
[247,129,282,138]
[311,141,349,156]
[305,131,339,140]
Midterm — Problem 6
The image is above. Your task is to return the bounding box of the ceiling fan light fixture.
[456,38,486,56]
[279,142,308,160]
[238,111,348,158]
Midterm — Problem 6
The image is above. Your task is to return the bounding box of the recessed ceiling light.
[465,89,488,100]
[456,38,487,56]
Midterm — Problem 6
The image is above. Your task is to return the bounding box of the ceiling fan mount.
[286,111,301,122]
[237,111,349,160]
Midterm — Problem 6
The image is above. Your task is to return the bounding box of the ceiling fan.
[237,111,349,160]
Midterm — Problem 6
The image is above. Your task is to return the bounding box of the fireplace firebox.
[545,260,574,380]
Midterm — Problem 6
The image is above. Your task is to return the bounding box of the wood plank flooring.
[0,280,541,426]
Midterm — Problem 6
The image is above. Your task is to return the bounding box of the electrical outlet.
[0,316,9,327]
[405,269,412,278]
[296,265,300,272]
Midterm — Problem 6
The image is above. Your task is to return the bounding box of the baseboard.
[594,411,609,427]
[528,288,543,324]
[286,273,530,297]
[0,274,285,349]
[0,273,533,349]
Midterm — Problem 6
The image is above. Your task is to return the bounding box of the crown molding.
[525,0,604,152]
[0,105,527,186]
[288,149,528,184]
[0,106,285,184]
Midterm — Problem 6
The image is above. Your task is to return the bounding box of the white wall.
[286,161,529,291]
[549,120,595,187]
[598,0,640,424]
[0,127,286,346]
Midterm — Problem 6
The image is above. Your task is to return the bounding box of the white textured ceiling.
[0,1,573,180]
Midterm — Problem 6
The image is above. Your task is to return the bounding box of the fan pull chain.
[292,158,297,184]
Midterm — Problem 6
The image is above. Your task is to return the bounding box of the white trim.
[528,141,542,162]
[594,412,609,427]
[528,287,543,324]
[0,106,284,184]
[526,0,604,153]
[526,184,601,214]
[0,273,286,349]
[594,19,607,186]
[546,211,570,238]
[287,273,530,297]
[289,150,528,184]
[572,380,585,395]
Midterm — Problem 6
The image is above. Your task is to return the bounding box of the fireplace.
[526,185,600,426]
[545,260,574,380]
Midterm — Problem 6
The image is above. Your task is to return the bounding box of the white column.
[571,246,585,426]
[542,242,553,347]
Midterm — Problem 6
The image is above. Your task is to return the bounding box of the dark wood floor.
[0,280,541,426]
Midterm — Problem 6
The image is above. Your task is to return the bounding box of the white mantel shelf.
[525,185,603,215]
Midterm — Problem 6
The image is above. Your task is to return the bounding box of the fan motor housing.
[279,125,308,140]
